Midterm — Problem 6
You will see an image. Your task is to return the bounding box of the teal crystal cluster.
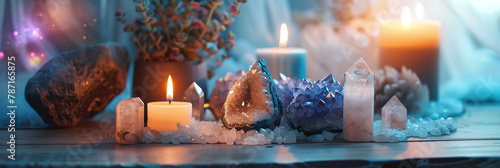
[287,75,344,133]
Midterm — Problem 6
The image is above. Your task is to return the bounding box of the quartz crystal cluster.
[375,66,429,114]
[287,74,344,133]
[343,58,374,142]
[183,82,205,121]
[373,117,458,142]
[142,118,343,145]
[222,60,283,130]
[209,70,245,120]
[116,97,144,144]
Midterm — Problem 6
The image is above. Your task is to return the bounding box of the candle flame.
[279,23,288,47]
[416,3,424,20]
[401,6,412,27]
[167,75,173,101]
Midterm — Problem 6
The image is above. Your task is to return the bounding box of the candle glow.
[148,74,192,132]
[401,6,412,27]
[379,3,440,99]
[279,23,288,47]
[167,75,173,102]
[416,3,424,20]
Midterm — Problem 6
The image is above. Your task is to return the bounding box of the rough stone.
[25,44,129,127]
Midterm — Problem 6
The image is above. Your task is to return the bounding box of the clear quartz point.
[116,97,144,144]
[343,58,374,142]
[183,82,205,121]
[382,96,407,130]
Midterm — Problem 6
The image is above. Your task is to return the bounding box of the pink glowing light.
[41,53,45,58]
[30,52,35,57]
[32,30,38,35]
[0,52,4,59]
[13,31,18,36]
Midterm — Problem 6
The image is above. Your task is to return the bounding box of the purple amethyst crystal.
[274,73,299,113]
[209,70,245,120]
[287,74,344,133]
[274,73,299,126]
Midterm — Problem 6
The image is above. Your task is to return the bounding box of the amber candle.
[379,6,440,100]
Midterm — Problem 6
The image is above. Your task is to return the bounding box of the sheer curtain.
[436,0,500,102]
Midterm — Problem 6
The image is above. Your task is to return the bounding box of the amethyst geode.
[287,75,344,133]
[222,59,283,130]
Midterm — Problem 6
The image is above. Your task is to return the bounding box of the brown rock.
[25,44,129,127]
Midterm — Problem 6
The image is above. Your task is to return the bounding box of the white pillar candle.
[148,101,192,132]
[147,75,192,132]
[256,23,307,79]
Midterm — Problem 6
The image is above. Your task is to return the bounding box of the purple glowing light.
[0,52,4,59]
[30,52,35,57]
[32,30,38,35]
[13,31,18,36]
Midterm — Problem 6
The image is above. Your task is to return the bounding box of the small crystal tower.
[116,97,144,144]
[183,82,205,121]
[343,58,374,142]
[382,96,407,130]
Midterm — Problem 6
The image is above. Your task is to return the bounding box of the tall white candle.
[256,23,307,79]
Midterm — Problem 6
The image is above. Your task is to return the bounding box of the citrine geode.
[222,59,283,130]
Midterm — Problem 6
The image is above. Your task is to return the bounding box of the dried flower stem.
[142,11,161,49]
[130,31,147,58]
[199,5,217,40]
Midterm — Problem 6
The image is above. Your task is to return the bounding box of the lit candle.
[256,23,307,79]
[147,75,192,132]
[379,5,440,99]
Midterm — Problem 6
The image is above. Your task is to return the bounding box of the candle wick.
[169,100,171,105]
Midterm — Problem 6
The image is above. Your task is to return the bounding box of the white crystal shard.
[322,130,335,141]
[382,96,407,130]
[308,134,325,142]
[183,82,205,121]
[283,134,296,143]
[116,97,144,144]
[372,117,457,142]
[343,58,374,142]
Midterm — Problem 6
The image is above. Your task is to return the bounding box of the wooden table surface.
[1,103,500,167]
